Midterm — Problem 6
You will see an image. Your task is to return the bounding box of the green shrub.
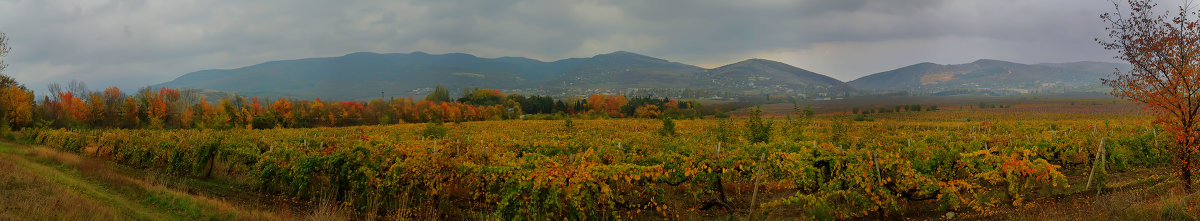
[830,117,851,145]
[852,114,873,122]
[784,103,810,142]
[745,107,772,143]
[419,123,448,139]
[713,118,736,144]
[657,117,677,137]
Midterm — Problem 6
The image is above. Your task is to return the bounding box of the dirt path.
[0,142,289,220]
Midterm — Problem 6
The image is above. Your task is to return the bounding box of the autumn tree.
[366,99,390,125]
[634,104,661,118]
[585,94,628,117]
[606,95,628,116]
[143,88,168,128]
[272,98,293,127]
[121,97,139,128]
[218,98,238,129]
[56,91,89,126]
[85,92,106,127]
[178,105,195,128]
[661,99,680,116]
[101,87,124,127]
[0,48,30,129]
[192,97,215,129]
[249,96,263,115]
[587,94,607,115]
[0,32,34,129]
[1099,0,1200,190]
[310,97,329,126]
[240,107,253,129]
[0,83,33,129]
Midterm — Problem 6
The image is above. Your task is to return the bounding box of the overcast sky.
[0,0,1147,94]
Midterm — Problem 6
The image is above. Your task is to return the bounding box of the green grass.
[0,142,166,220]
[0,142,278,220]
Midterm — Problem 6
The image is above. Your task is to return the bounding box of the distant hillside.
[553,51,706,88]
[705,59,854,95]
[848,59,1129,94]
[157,52,535,100]
[156,51,854,100]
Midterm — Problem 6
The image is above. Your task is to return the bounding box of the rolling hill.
[705,59,854,95]
[554,51,706,88]
[848,59,1130,94]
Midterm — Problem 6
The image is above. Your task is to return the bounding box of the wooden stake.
[871,150,883,186]
[1153,127,1158,148]
[751,153,766,215]
[715,142,721,158]
[1086,138,1106,190]
[1097,146,1106,195]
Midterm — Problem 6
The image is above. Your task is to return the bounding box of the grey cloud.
[0,0,1126,93]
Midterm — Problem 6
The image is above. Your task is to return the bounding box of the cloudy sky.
[0,0,1144,93]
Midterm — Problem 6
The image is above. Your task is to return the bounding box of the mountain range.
[156,51,1129,100]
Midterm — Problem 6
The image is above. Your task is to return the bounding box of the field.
[3,98,1199,220]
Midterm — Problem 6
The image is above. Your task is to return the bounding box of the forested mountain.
[156,51,855,100]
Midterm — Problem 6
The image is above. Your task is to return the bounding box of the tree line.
[1,82,715,130]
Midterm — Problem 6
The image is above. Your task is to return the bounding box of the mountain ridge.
[157,52,1127,100]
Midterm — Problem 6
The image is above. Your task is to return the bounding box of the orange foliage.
[1100,0,1200,190]
[179,107,194,128]
[250,96,264,115]
[25,85,666,129]
[587,94,627,116]
[634,104,660,118]
[145,90,168,128]
[57,91,89,122]
[0,86,33,126]
[272,98,293,127]
[103,87,121,99]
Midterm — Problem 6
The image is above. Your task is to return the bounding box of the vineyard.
[8,102,1184,219]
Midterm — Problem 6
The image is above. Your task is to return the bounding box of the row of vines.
[15,110,1170,219]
